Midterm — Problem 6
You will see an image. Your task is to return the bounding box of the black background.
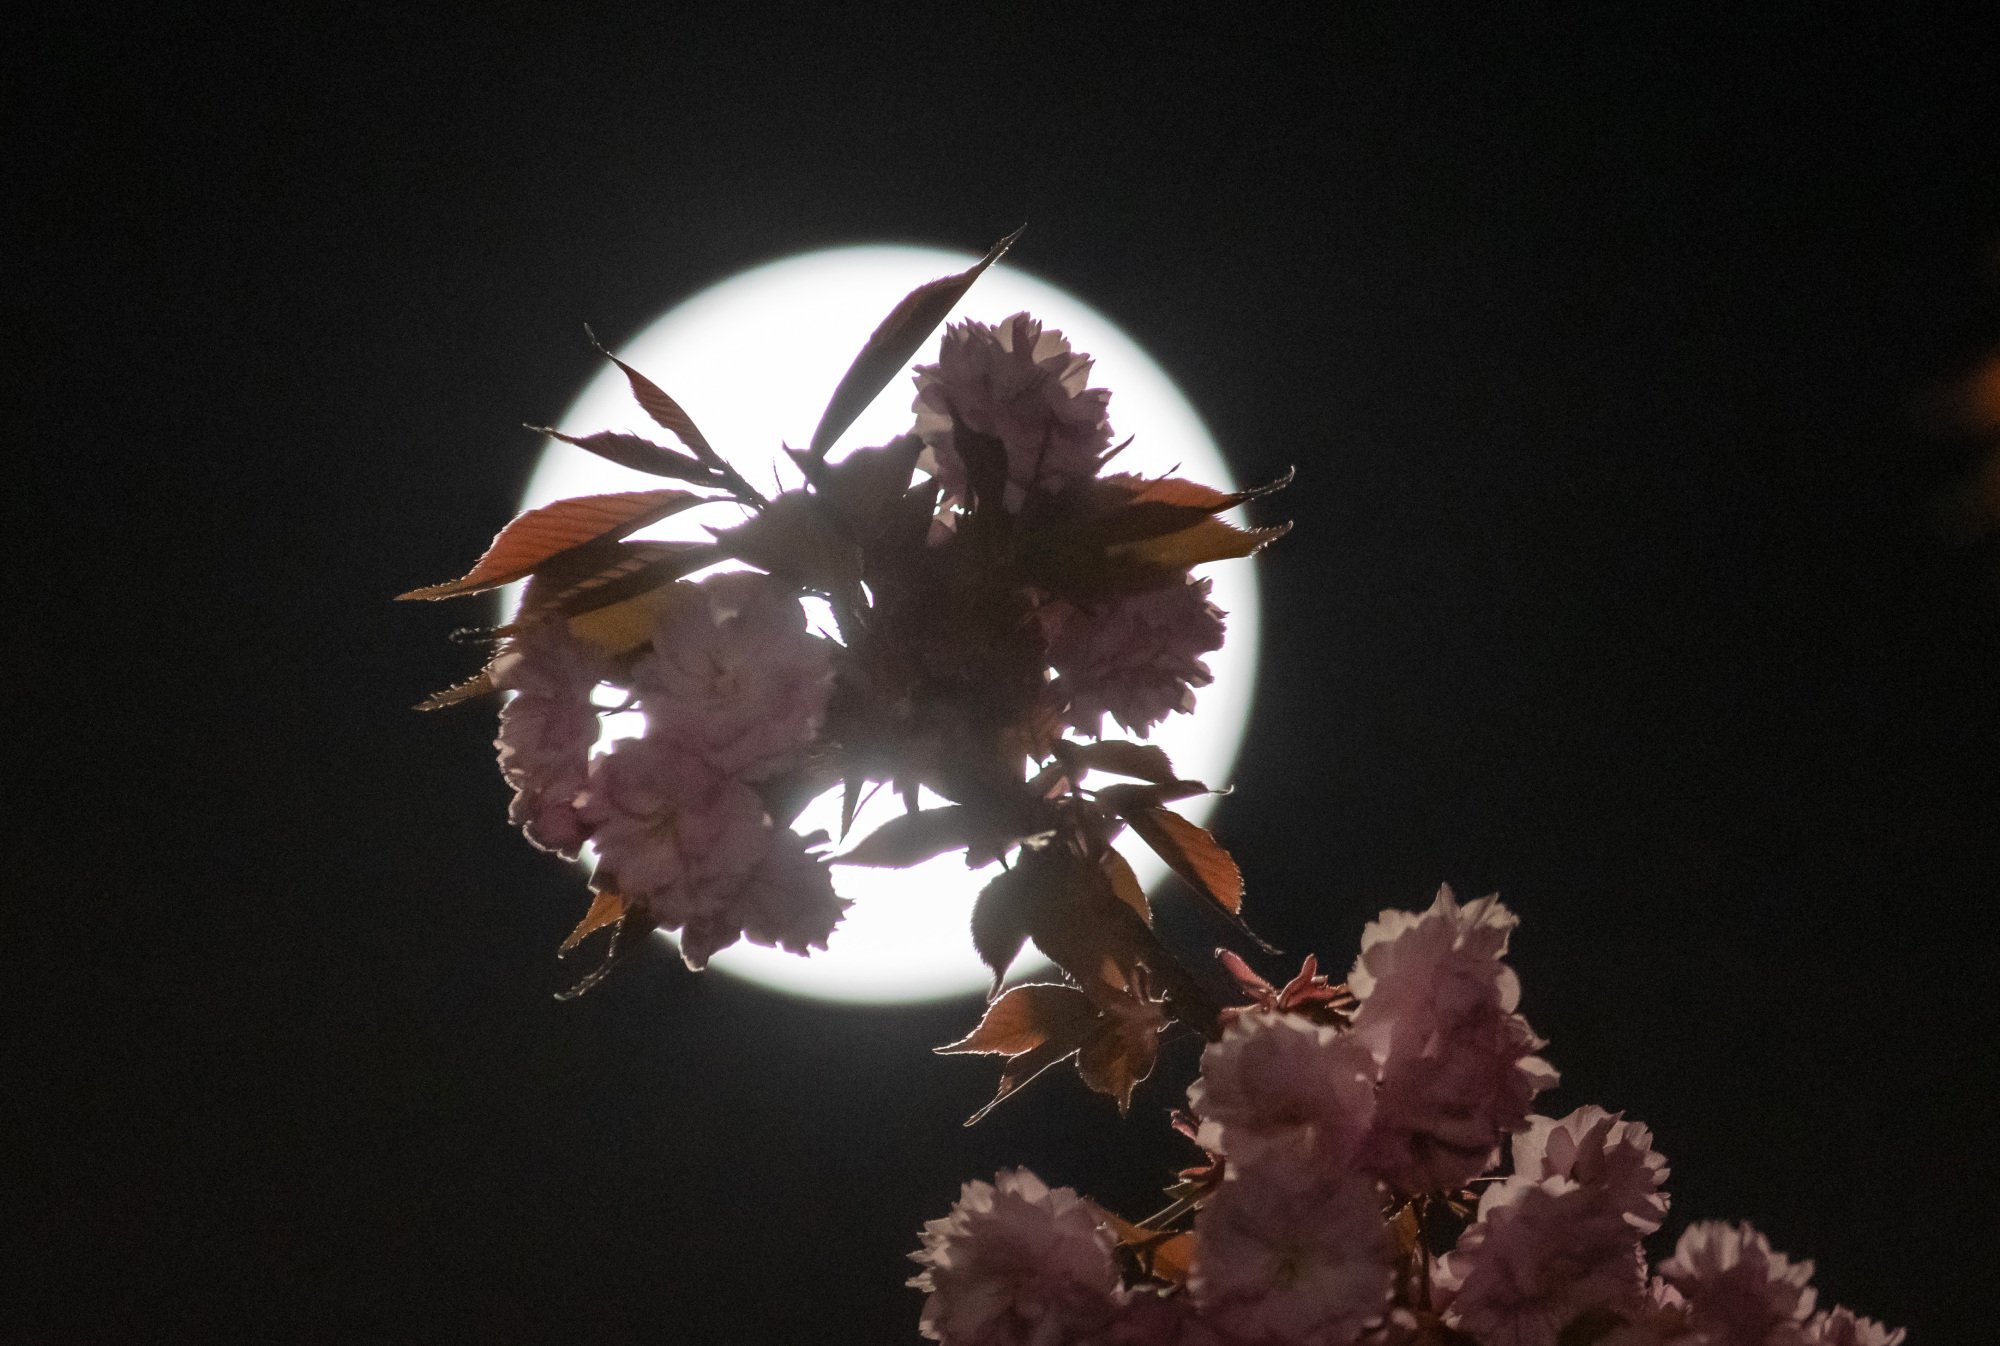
[18,6,2000,1342]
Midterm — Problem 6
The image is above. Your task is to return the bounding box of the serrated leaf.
[938,981,1100,1125]
[536,427,716,484]
[399,491,715,600]
[1126,808,1244,915]
[835,806,973,867]
[807,228,1021,462]
[1125,468,1293,512]
[1015,845,1154,1002]
[969,864,1035,993]
[1076,1002,1162,1116]
[560,888,626,953]
[553,905,656,1001]
[1055,469,1295,547]
[1108,516,1293,571]
[587,333,722,468]
[961,1037,1077,1126]
[413,667,495,711]
[936,982,1095,1057]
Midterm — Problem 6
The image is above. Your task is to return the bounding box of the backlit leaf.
[936,982,1094,1057]
[413,667,495,711]
[961,1037,1077,1126]
[835,806,973,868]
[535,427,716,484]
[937,982,1102,1125]
[807,227,1021,462]
[1126,807,1244,915]
[1014,845,1154,1002]
[1108,516,1292,571]
[399,490,715,600]
[588,331,723,469]
[1076,995,1163,1115]
[969,864,1035,993]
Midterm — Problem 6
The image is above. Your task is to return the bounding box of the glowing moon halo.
[509,246,1261,1003]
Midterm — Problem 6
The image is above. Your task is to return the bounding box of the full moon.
[510,245,1260,1003]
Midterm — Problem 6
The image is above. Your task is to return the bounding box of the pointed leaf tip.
[806,229,1021,463]
[586,328,722,469]
[398,489,717,601]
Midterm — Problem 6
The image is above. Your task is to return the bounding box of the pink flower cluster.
[915,312,1114,512]
[495,572,845,967]
[1046,577,1227,740]
[913,314,1228,739]
[911,889,1902,1346]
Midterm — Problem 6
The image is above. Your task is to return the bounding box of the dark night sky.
[18,6,2000,1342]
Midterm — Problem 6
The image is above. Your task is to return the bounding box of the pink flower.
[1187,1161,1393,1345]
[576,737,844,969]
[703,821,848,965]
[1187,1010,1377,1175]
[908,1168,1122,1346]
[630,571,832,783]
[1805,1307,1905,1346]
[491,619,609,858]
[914,313,1113,511]
[1510,1107,1670,1235]
[1346,887,1557,1195]
[1347,885,1520,1015]
[1660,1222,1818,1346]
[1436,1176,1649,1346]
[1047,577,1227,739]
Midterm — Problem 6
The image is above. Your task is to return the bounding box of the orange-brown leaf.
[399,491,713,600]
[807,228,1021,462]
[1148,1232,1196,1284]
[413,667,495,711]
[1100,848,1152,925]
[560,888,627,953]
[1129,468,1293,511]
[1076,1007,1162,1115]
[963,1037,1078,1126]
[1126,808,1244,915]
[1108,516,1293,571]
[936,982,1096,1058]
